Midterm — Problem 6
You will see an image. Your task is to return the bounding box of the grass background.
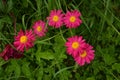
[0,0,120,80]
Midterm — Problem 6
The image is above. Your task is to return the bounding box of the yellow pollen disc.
[53,15,59,22]
[37,26,42,32]
[72,42,79,49]
[80,51,87,58]
[70,16,76,22]
[20,36,28,43]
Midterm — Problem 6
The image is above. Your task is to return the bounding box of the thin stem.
[59,28,66,42]
[52,65,75,80]
[104,67,119,80]
[9,12,16,35]
[39,29,68,42]
[69,28,74,36]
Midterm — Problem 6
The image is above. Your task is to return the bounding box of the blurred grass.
[0,0,120,80]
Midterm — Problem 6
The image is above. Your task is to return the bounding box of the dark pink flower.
[65,36,86,57]
[32,20,47,37]
[0,44,23,61]
[73,43,95,66]
[14,29,35,52]
[47,10,64,28]
[64,10,82,28]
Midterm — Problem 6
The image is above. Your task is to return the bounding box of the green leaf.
[102,53,116,65]
[53,35,65,53]
[36,50,54,60]
[86,77,95,80]
[53,36,67,62]
[7,0,13,13]
[59,70,71,80]
[27,0,36,11]
[53,66,74,80]
[35,52,41,62]
[0,0,4,12]
[40,51,54,60]
[5,60,21,79]
[112,63,120,73]
[92,61,101,75]
[47,0,57,11]
[54,35,65,44]
[106,75,114,80]
[75,73,81,80]
[22,0,28,8]
[0,16,12,24]
[5,64,14,75]
[22,61,32,78]
[11,60,21,78]
[43,74,51,80]
[36,67,43,80]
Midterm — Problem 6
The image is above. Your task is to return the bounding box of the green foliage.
[0,0,120,80]
[112,63,120,73]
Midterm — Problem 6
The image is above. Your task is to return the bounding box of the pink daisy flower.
[65,36,86,57]
[64,10,82,28]
[47,10,64,28]
[32,20,47,37]
[74,43,95,66]
[0,44,23,61]
[14,29,35,52]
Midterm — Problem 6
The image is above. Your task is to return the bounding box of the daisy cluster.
[0,9,95,66]
[65,36,95,66]
[47,10,82,28]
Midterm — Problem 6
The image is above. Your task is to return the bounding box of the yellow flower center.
[36,26,42,32]
[72,42,79,49]
[53,15,59,22]
[80,51,87,58]
[70,16,76,22]
[20,36,28,43]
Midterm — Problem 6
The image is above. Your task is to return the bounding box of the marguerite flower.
[47,10,64,28]
[14,29,35,52]
[64,10,82,28]
[74,43,95,66]
[32,20,47,37]
[65,36,86,57]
